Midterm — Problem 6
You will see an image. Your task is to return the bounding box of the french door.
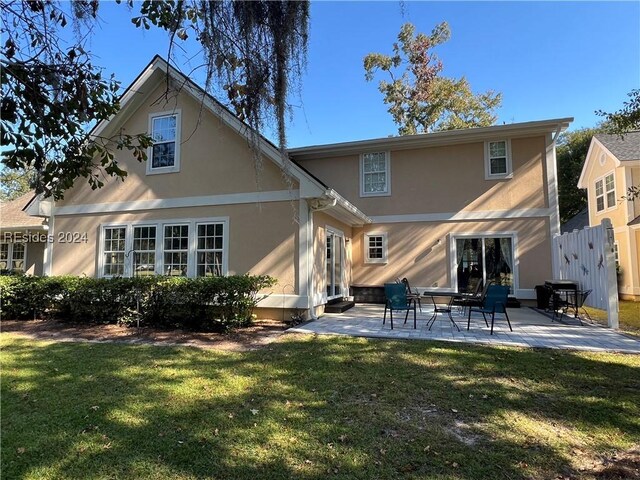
[326,230,344,299]
[455,236,515,293]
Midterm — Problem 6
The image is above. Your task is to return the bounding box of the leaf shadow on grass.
[1,334,639,479]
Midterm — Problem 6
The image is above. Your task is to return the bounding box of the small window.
[364,233,387,264]
[360,152,390,196]
[0,242,26,272]
[595,172,615,212]
[147,111,181,174]
[163,225,189,276]
[133,226,156,276]
[613,241,619,266]
[103,227,126,277]
[485,140,512,179]
[196,223,224,277]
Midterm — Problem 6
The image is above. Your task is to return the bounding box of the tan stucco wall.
[52,201,299,292]
[56,82,297,208]
[295,136,548,215]
[25,241,45,276]
[351,217,551,294]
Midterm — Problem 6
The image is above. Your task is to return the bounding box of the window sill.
[146,166,181,175]
[360,191,391,198]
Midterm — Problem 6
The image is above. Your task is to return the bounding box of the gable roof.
[38,55,371,226]
[593,132,640,161]
[578,132,640,189]
[0,191,46,229]
[560,208,589,234]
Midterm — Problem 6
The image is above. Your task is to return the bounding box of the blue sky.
[88,1,639,147]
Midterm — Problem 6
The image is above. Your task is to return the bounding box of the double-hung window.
[360,152,390,196]
[148,111,180,174]
[163,225,189,276]
[364,233,387,264]
[133,226,156,276]
[485,140,512,179]
[196,223,224,277]
[103,227,126,277]
[0,242,26,272]
[595,172,615,212]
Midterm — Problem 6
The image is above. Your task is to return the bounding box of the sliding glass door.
[455,236,514,293]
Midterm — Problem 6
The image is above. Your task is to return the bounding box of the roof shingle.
[594,131,640,161]
[0,192,45,229]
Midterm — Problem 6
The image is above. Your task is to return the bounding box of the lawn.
[1,333,639,480]
[584,300,640,337]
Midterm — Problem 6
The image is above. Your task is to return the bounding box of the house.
[578,132,640,300]
[13,56,572,317]
[0,191,48,275]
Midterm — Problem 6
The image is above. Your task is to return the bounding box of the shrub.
[0,274,276,331]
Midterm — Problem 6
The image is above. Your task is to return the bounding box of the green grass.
[2,334,639,480]
[584,300,640,337]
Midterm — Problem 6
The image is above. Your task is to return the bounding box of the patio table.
[422,291,463,331]
[544,280,578,319]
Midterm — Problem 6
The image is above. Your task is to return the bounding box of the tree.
[596,89,640,200]
[1,1,309,199]
[556,127,604,224]
[364,22,502,135]
[0,167,32,201]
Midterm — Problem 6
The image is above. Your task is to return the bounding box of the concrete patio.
[288,304,640,353]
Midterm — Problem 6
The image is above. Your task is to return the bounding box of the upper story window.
[147,111,181,174]
[485,140,512,179]
[595,172,615,212]
[0,242,26,273]
[360,152,390,197]
[364,232,387,264]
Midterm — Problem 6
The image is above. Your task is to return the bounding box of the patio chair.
[401,277,422,312]
[560,289,592,324]
[383,283,417,330]
[467,284,512,335]
[454,280,489,315]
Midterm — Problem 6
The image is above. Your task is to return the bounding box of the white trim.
[298,198,309,302]
[545,131,561,240]
[98,216,229,278]
[146,110,182,175]
[369,208,553,224]
[360,151,391,197]
[484,139,513,179]
[54,190,299,215]
[624,167,635,223]
[364,232,388,264]
[325,226,346,300]
[44,210,54,276]
[450,231,519,294]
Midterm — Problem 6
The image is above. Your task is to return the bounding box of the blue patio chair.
[467,284,512,335]
[383,282,417,330]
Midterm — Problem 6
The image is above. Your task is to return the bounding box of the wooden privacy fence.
[552,218,619,328]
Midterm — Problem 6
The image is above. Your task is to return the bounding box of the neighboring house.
[21,56,572,316]
[578,132,640,300]
[561,208,589,234]
[0,191,48,275]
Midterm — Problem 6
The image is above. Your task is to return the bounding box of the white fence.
[552,218,619,328]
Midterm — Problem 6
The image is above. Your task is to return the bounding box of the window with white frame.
[485,140,512,178]
[133,226,156,276]
[196,223,224,277]
[163,225,189,276]
[595,172,615,212]
[0,242,26,272]
[613,241,619,266]
[361,152,390,196]
[103,227,126,277]
[364,233,387,263]
[148,112,180,173]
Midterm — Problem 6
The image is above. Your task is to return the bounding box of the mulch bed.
[0,318,288,352]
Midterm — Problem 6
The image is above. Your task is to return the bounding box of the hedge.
[0,275,276,331]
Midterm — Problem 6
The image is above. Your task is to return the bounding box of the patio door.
[455,236,515,293]
[326,229,344,299]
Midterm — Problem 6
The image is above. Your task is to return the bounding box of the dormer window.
[485,140,512,179]
[147,111,181,174]
[360,151,391,197]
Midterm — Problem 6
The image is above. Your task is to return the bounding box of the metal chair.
[560,289,592,324]
[467,284,512,335]
[401,277,422,312]
[383,283,417,330]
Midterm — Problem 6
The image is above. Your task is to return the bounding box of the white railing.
[552,218,619,328]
